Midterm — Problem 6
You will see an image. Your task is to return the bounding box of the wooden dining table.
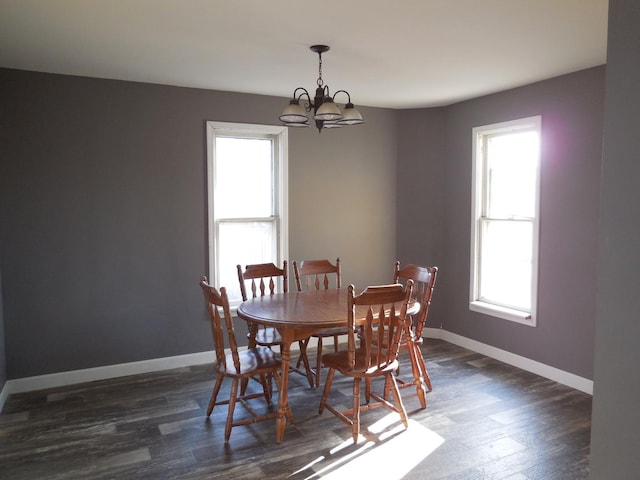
[236,287,423,443]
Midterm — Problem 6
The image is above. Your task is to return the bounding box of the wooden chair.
[237,262,314,388]
[293,258,348,388]
[319,281,414,443]
[388,261,438,409]
[199,276,293,442]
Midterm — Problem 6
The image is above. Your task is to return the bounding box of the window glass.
[486,132,538,219]
[215,137,273,218]
[479,219,532,311]
[470,116,540,325]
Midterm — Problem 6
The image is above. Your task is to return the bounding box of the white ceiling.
[0,0,608,109]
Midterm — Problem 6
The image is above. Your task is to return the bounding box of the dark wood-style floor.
[0,340,592,479]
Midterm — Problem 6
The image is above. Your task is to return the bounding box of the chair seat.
[322,348,399,376]
[254,326,282,346]
[219,347,282,376]
[312,326,349,338]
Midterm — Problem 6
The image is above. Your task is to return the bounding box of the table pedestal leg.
[276,331,293,443]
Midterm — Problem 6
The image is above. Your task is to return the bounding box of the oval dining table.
[236,287,423,443]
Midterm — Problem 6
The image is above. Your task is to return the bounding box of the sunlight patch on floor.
[292,413,444,479]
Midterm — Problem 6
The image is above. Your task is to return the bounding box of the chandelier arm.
[293,87,310,100]
[332,89,352,104]
[293,87,314,112]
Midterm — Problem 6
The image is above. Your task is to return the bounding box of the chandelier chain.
[317,52,324,87]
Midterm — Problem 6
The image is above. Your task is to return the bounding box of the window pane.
[216,137,273,218]
[479,219,532,311]
[217,221,277,302]
[486,131,538,218]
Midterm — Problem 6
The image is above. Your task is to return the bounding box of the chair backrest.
[293,258,341,292]
[237,261,288,301]
[347,281,413,372]
[199,276,241,372]
[393,262,438,338]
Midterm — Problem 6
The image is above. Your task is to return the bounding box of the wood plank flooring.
[0,340,592,479]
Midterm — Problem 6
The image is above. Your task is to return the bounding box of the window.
[206,121,288,306]
[470,116,541,326]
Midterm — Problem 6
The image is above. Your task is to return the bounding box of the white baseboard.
[424,328,593,395]
[0,342,304,411]
[4,350,217,397]
[0,330,591,415]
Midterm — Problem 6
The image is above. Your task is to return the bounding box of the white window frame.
[470,116,541,326]
[206,121,289,308]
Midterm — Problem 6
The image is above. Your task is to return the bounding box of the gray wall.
[0,62,608,386]
[398,66,606,380]
[396,107,448,327]
[288,105,398,288]
[590,0,640,477]
[0,268,6,390]
[0,68,397,379]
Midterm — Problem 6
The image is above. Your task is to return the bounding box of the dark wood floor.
[0,340,592,479]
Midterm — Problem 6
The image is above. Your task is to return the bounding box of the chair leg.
[240,378,249,396]
[408,341,427,409]
[207,374,225,416]
[383,373,391,402]
[319,368,335,414]
[296,338,310,369]
[315,337,324,388]
[387,373,409,428]
[298,339,315,388]
[352,377,362,443]
[258,373,272,405]
[268,373,274,396]
[416,346,432,391]
[225,378,239,442]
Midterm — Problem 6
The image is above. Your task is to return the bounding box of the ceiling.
[0,0,609,109]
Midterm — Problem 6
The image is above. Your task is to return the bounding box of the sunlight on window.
[215,137,273,218]
[486,132,538,219]
[289,414,444,479]
[479,131,538,312]
[480,221,533,310]
[218,222,277,301]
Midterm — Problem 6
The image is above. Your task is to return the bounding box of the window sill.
[469,301,535,327]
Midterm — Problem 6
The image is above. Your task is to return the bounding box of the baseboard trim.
[1,342,303,402]
[424,328,593,395]
[1,329,591,415]
[4,350,216,397]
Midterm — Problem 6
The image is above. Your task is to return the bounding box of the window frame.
[206,121,289,308]
[469,116,541,327]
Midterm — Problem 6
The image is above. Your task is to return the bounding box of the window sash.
[470,116,541,326]
[206,122,288,306]
[477,217,533,312]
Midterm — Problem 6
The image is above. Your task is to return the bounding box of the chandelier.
[279,45,364,132]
